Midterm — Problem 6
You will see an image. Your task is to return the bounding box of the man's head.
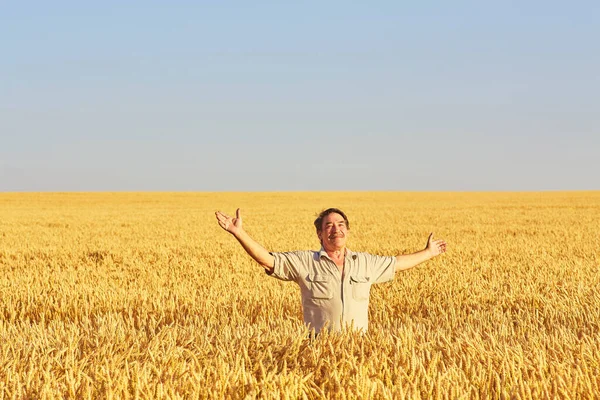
[314,208,350,250]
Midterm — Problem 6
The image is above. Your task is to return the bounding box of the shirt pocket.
[308,274,334,299]
[350,276,371,301]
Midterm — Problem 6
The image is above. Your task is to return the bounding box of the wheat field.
[0,192,599,399]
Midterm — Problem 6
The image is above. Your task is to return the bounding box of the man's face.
[318,213,348,250]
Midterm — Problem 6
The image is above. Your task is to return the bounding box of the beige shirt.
[267,248,396,333]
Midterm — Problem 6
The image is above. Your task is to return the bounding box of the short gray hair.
[314,208,350,232]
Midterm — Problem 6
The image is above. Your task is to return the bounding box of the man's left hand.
[426,233,447,257]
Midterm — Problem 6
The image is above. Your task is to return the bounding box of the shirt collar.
[318,247,357,260]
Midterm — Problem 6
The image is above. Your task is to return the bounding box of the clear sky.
[1,1,598,191]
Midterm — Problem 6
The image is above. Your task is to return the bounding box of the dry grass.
[0,191,599,399]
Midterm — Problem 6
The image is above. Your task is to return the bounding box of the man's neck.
[325,247,345,260]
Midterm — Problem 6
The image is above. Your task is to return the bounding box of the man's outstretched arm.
[395,233,446,271]
[215,208,275,271]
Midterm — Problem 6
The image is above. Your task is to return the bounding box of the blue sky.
[1,1,598,191]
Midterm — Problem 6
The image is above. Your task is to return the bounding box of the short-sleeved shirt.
[267,248,396,333]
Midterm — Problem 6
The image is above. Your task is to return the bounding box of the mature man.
[215,207,446,334]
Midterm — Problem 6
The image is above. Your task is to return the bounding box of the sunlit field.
[0,192,599,399]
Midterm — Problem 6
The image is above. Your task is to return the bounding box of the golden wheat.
[0,192,599,399]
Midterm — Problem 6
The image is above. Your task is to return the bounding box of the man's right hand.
[215,208,243,236]
[215,208,275,270]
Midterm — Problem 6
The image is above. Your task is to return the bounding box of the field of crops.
[0,192,599,399]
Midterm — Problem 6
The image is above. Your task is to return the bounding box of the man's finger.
[215,212,228,222]
[236,208,241,220]
[428,232,434,244]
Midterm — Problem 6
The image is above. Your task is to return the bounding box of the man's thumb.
[428,232,434,244]
[236,208,241,219]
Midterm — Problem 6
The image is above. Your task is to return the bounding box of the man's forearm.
[395,249,434,271]
[233,229,275,269]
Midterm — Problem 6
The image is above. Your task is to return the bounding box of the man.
[215,207,446,334]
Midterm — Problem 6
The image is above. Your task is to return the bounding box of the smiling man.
[215,207,446,334]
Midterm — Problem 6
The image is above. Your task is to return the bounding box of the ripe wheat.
[0,192,599,399]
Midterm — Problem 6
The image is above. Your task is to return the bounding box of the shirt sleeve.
[265,251,306,282]
[365,253,397,284]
